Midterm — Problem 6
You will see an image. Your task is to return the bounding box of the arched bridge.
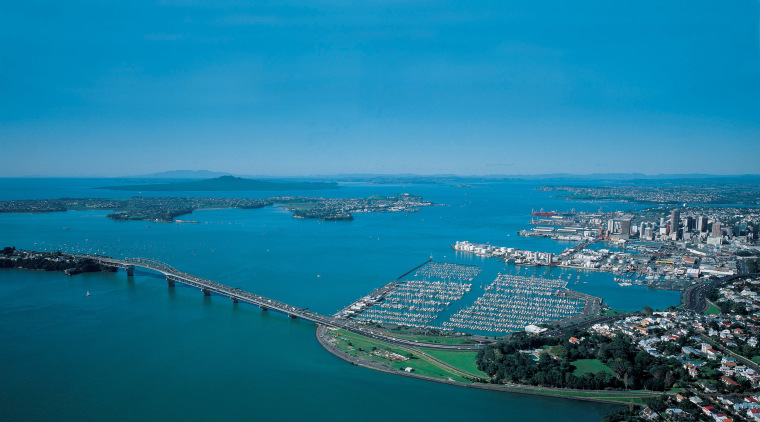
[72,254,488,351]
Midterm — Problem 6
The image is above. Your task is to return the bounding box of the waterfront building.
[545,252,554,265]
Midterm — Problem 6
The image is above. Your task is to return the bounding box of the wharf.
[554,289,603,317]
[554,264,602,272]
[396,258,433,280]
[333,281,399,318]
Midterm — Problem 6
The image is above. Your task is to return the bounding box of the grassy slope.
[600,309,630,316]
[422,349,488,378]
[571,359,615,376]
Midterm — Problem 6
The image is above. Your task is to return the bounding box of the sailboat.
[86,291,90,297]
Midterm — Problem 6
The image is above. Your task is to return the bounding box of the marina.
[443,274,588,333]
[352,261,476,328]
[348,261,599,335]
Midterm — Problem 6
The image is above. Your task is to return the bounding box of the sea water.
[0,178,675,421]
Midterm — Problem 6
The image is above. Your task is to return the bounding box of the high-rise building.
[697,216,707,232]
[620,219,631,239]
[712,221,722,237]
[685,216,695,231]
[671,209,680,240]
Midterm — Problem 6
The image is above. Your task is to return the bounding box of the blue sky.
[1,1,759,177]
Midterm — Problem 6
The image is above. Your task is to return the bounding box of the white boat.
[86,291,90,297]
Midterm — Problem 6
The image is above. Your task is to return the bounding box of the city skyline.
[2,1,759,177]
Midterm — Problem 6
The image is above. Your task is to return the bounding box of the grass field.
[328,330,470,382]
[704,302,721,315]
[600,309,630,316]
[571,359,614,376]
[421,349,488,378]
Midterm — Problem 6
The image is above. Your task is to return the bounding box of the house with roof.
[722,376,740,387]
[706,348,721,360]
[665,408,690,420]
[638,406,659,421]
[749,408,760,422]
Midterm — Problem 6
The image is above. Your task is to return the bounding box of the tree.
[550,344,568,360]
[732,302,748,315]
[642,306,654,316]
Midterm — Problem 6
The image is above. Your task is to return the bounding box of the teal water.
[0,179,677,421]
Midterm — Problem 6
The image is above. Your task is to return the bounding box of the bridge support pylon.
[202,289,211,296]
[166,276,175,287]
[260,306,268,311]
[289,314,298,319]
[125,265,134,277]
[232,298,238,304]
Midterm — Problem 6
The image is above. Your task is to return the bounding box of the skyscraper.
[697,216,707,232]
[620,219,631,239]
[712,221,722,237]
[671,209,680,240]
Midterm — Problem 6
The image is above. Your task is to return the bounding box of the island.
[0,193,433,222]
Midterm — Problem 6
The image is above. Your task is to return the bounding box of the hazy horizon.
[2,1,759,177]
[5,170,760,180]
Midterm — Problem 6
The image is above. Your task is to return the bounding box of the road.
[699,334,760,373]
[682,273,760,313]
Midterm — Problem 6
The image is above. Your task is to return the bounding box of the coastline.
[314,325,657,405]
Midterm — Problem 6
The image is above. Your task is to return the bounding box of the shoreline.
[314,325,656,405]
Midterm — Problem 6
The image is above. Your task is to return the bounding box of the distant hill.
[127,170,231,179]
[321,173,760,184]
[99,176,339,191]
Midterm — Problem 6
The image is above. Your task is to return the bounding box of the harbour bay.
[0,178,679,421]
